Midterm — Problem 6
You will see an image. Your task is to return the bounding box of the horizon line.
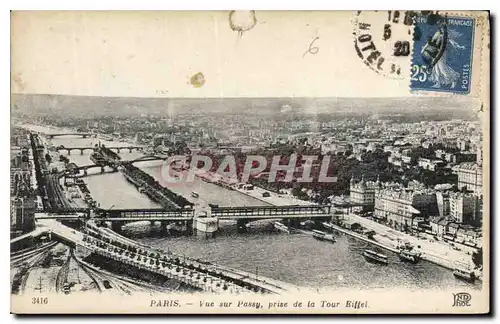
[11,92,474,101]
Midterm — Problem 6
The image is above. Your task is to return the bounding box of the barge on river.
[453,267,476,283]
[312,230,336,243]
[363,249,389,265]
[273,222,291,234]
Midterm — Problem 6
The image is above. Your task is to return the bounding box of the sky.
[11,93,480,120]
[12,11,422,98]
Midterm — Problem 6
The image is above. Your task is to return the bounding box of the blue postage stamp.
[411,14,475,94]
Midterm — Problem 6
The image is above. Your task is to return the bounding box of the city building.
[417,158,445,171]
[457,138,470,151]
[436,190,479,225]
[134,131,145,144]
[321,141,348,155]
[10,197,36,237]
[11,129,38,238]
[457,162,483,196]
[374,187,437,231]
[477,146,483,166]
[436,191,450,217]
[349,175,380,211]
[152,134,167,147]
[401,155,412,164]
[429,216,450,237]
[449,192,480,226]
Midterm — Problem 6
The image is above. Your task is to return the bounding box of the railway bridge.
[40,205,334,233]
[60,164,119,178]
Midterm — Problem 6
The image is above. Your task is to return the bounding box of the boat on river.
[399,249,422,263]
[397,242,422,263]
[363,249,389,265]
[453,267,476,283]
[312,230,336,243]
[191,191,200,198]
[273,221,290,234]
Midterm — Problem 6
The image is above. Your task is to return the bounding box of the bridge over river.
[36,203,337,241]
[54,145,143,155]
[46,132,96,139]
[27,219,297,294]
[39,202,371,222]
[58,155,170,178]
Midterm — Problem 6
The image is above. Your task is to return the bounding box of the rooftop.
[458,162,482,170]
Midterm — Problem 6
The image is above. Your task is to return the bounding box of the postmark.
[411,14,475,94]
[352,11,417,79]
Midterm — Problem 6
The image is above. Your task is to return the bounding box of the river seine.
[29,127,480,291]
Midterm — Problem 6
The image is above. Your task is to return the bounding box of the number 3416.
[411,65,430,82]
[32,297,48,305]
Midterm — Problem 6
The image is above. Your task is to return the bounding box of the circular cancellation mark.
[352,10,417,79]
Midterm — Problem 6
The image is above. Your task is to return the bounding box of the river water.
[25,125,480,290]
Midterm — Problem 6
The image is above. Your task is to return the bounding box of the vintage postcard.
[10,10,490,314]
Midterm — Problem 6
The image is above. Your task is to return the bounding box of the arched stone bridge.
[126,155,170,164]
[58,155,170,178]
[54,146,144,155]
[60,164,119,178]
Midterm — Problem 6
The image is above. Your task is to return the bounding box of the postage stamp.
[411,14,475,94]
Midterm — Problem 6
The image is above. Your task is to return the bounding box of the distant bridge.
[55,146,143,155]
[58,156,168,178]
[59,164,119,178]
[46,133,96,139]
[126,155,170,164]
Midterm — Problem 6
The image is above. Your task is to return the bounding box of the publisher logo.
[452,292,471,307]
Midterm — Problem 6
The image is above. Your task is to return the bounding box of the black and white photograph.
[9,10,490,314]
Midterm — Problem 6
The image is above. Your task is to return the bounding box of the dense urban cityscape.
[11,95,484,296]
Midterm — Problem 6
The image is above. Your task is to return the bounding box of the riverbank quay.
[325,214,480,277]
[193,170,313,207]
[233,185,314,207]
[323,222,399,254]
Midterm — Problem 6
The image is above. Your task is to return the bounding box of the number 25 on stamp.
[411,15,475,94]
